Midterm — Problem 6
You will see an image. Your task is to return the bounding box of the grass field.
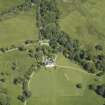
[27,68,87,105]
[0,0,25,11]
[27,53,105,105]
[59,0,105,51]
[0,1,38,104]
[29,68,87,97]
[0,7,38,48]
[0,50,35,105]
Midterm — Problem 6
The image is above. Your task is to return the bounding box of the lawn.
[27,53,90,105]
[0,7,38,48]
[27,68,88,105]
[27,69,104,105]
[27,52,105,105]
[29,68,87,96]
[0,0,25,11]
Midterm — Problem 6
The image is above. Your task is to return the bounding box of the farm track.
[56,65,96,76]
[24,72,35,105]
[0,41,38,55]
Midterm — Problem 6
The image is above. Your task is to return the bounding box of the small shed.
[39,40,49,46]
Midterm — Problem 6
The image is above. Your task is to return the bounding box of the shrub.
[17,95,26,102]
[23,90,32,98]
[95,44,103,51]
[0,48,6,52]
[88,84,97,90]
[76,83,82,88]
[18,46,26,51]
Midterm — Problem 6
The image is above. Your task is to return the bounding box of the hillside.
[0,0,105,105]
[58,0,105,50]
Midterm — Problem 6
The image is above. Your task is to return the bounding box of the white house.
[43,57,56,68]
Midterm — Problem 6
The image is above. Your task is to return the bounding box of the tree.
[25,40,33,44]
[0,79,5,83]
[73,39,79,50]
[17,95,26,102]
[76,83,82,88]
[90,84,105,98]
[58,31,69,46]
[82,61,96,73]
[23,90,32,98]
[49,39,58,50]
[13,77,24,85]
[96,85,105,97]
[0,48,6,53]
[73,49,82,63]
[31,0,37,3]
[11,62,17,71]
[95,44,103,51]
[88,84,97,90]
[0,94,10,105]
[63,49,70,58]
[96,72,105,77]
[18,46,26,51]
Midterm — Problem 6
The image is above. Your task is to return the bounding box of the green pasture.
[0,7,38,48]
[56,53,83,68]
[59,0,105,50]
[0,0,25,11]
[27,69,104,105]
[27,67,88,105]
[27,53,91,105]
[0,50,35,105]
[27,52,105,105]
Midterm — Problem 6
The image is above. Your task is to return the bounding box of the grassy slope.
[0,1,38,104]
[0,1,37,104]
[0,7,38,48]
[59,0,105,51]
[0,50,35,105]
[29,68,87,96]
[27,54,105,105]
[0,0,105,105]
[0,0,25,11]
